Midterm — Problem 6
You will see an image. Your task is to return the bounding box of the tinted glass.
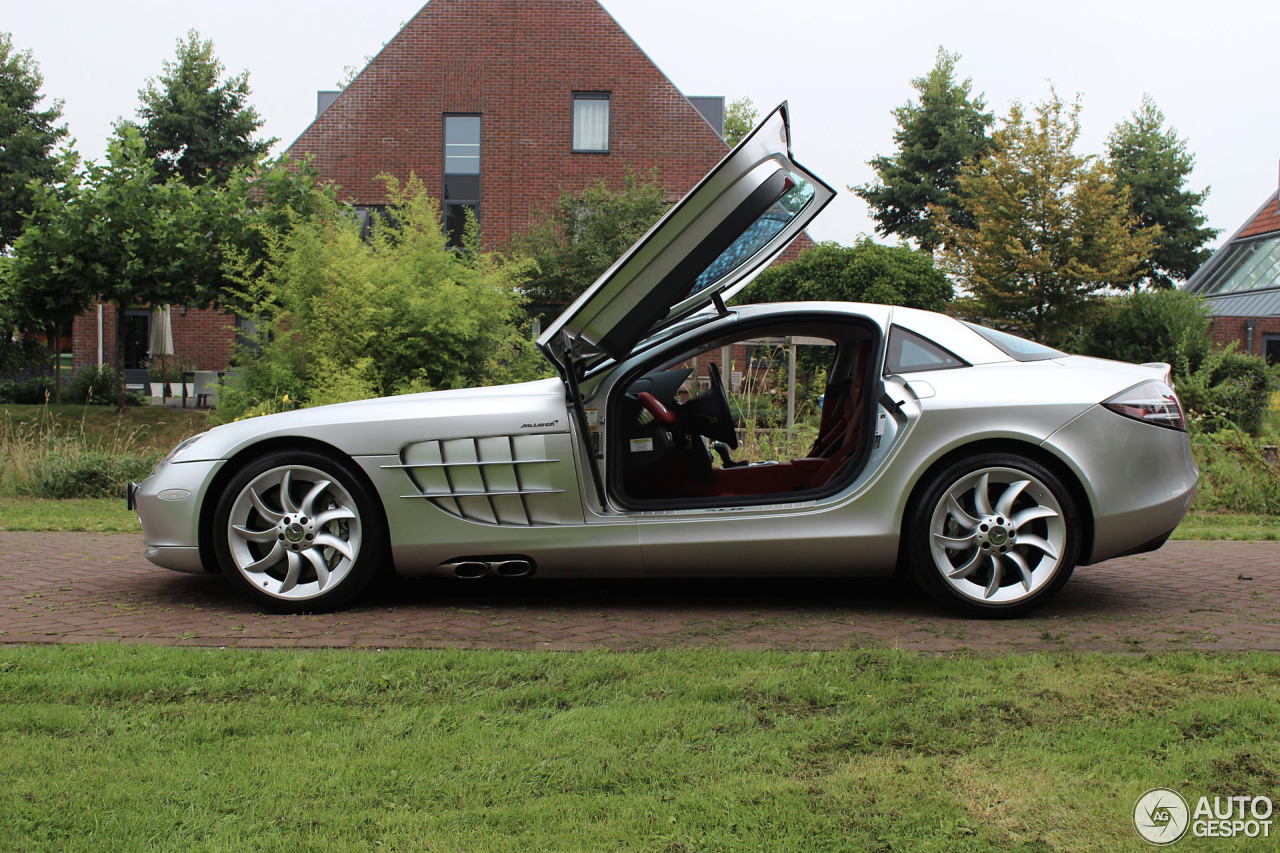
[445,202,478,248]
[886,327,966,374]
[964,323,1064,361]
[687,175,815,297]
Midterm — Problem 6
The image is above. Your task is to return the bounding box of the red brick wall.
[287,0,731,250]
[1208,316,1280,357]
[66,1,816,373]
[71,302,235,373]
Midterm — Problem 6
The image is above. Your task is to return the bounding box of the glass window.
[1196,235,1280,295]
[687,175,815,297]
[444,115,481,174]
[572,93,610,152]
[444,203,479,249]
[886,327,967,374]
[1265,336,1280,367]
[443,116,480,248]
[964,323,1064,362]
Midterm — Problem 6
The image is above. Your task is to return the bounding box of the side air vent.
[385,434,571,525]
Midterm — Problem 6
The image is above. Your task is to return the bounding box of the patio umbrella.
[150,305,175,398]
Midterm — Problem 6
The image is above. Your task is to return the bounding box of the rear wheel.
[906,453,1079,617]
[212,449,386,613]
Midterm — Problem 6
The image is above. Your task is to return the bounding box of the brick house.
[1183,179,1280,366]
[72,0,753,376]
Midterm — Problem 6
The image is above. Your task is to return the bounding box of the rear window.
[886,327,967,374]
[964,323,1064,362]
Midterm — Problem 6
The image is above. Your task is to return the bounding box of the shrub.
[1191,429,1280,515]
[20,447,158,499]
[0,372,55,404]
[740,238,953,312]
[221,175,531,419]
[1071,289,1211,372]
[66,365,121,404]
[1177,344,1280,436]
[0,365,145,406]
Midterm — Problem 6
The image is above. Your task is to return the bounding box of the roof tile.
[1240,197,1280,238]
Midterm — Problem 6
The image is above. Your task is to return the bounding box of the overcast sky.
[7,0,1279,253]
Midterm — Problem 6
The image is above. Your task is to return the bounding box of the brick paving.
[1,532,1278,653]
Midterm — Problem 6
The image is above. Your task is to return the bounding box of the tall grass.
[1191,429,1280,515]
[0,406,161,499]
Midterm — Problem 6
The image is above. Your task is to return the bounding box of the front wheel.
[905,453,1080,617]
[211,449,386,613]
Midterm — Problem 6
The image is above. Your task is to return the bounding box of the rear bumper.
[1042,405,1197,565]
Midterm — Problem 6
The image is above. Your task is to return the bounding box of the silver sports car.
[130,104,1198,617]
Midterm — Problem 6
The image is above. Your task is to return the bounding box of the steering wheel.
[704,362,738,450]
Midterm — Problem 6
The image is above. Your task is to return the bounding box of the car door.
[536,103,836,514]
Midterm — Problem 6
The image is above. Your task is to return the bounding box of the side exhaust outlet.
[491,559,533,578]
[439,558,537,579]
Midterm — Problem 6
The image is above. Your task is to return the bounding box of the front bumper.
[131,458,226,574]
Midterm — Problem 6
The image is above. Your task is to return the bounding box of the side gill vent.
[385,434,565,526]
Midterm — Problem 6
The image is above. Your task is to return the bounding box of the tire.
[211,449,387,613]
[905,452,1079,618]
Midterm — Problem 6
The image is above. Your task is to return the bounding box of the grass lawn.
[0,496,141,532]
[1170,511,1279,541]
[0,645,1276,852]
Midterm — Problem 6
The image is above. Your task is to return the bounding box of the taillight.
[1103,381,1188,432]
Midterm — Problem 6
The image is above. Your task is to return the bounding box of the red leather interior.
[628,340,872,499]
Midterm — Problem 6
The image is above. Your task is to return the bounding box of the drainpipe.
[1246,318,1255,355]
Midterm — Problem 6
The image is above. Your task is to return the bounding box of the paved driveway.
[2,532,1278,652]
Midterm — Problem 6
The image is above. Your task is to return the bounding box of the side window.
[885,327,967,375]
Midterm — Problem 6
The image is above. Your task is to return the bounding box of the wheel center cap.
[285,522,306,543]
[988,527,1009,547]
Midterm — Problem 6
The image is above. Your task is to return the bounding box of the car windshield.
[684,175,815,299]
[964,323,1064,362]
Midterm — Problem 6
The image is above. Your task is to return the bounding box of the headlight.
[1102,381,1187,432]
[152,432,207,475]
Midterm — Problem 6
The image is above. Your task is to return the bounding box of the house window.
[1194,234,1280,295]
[1265,335,1280,367]
[443,115,481,247]
[572,92,610,152]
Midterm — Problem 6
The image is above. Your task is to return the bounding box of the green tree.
[119,30,273,185]
[724,96,758,147]
[223,175,532,417]
[5,149,90,402]
[1107,95,1217,289]
[740,238,953,311]
[512,170,669,314]
[0,32,68,251]
[852,48,993,252]
[12,131,238,408]
[937,90,1154,345]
